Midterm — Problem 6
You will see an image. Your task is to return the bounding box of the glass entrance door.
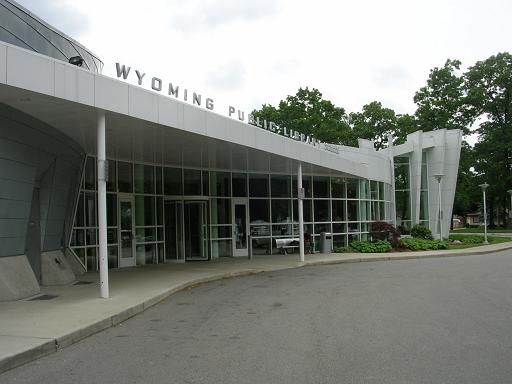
[184,201,208,260]
[119,197,136,267]
[232,199,249,257]
[164,200,184,262]
[164,200,208,262]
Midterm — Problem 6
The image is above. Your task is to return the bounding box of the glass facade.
[394,156,412,233]
[419,151,429,225]
[70,156,393,270]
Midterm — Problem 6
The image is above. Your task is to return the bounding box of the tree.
[452,142,480,219]
[349,101,417,149]
[251,87,353,145]
[349,101,397,150]
[465,53,512,227]
[414,59,470,134]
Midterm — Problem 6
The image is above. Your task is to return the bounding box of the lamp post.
[433,174,444,240]
[479,183,490,244]
[507,189,512,229]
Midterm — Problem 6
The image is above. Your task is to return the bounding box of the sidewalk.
[1,241,512,374]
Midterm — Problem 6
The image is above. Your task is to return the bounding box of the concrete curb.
[1,242,511,374]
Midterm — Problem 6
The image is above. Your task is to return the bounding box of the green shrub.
[410,224,433,240]
[400,238,448,251]
[370,221,401,246]
[448,235,484,244]
[350,240,392,253]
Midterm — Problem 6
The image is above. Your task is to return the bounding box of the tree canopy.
[251,52,512,224]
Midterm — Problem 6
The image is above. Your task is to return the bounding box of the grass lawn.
[451,228,512,234]
[448,236,512,250]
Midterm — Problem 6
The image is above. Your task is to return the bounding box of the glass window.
[347,179,358,198]
[360,180,370,199]
[134,164,154,194]
[164,167,182,195]
[211,226,232,239]
[359,201,371,221]
[118,162,133,193]
[395,190,411,221]
[106,159,116,192]
[135,196,156,226]
[333,223,346,234]
[232,173,247,197]
[347,200,358,221]
[271,199,291,223]
[250,199,269,223]
[379,182,385,201]
[332,200,346,221]
[293,176,312,198]
[211,199,231,224]
[210,171,231,197]
[314,223,330,234]
[108,246,118,269]
[314,200,330,222]
[249,174,269,197]
[293,199,312,223]
[184,169,202,195]
[202,171,209,196]
[156,197,163,226]
[331,177,346,198]
[420,190,429,221]
[75,192,85,227]
[271,175,291,198]
[84,192,96,227]
[107,193,116,227]
[395,158,410,190]
[370,181,378,200]
[155,167,163,195]
[211,239,232,257]
[313,176,329,198]
[421,162,428,189]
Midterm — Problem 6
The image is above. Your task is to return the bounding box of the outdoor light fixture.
[433,174,444,240]
[479,183,490,244]
[68,56,84,67]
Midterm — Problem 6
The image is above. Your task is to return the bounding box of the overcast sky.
[17,0,512,120]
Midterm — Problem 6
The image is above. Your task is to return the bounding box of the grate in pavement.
[28,294,58,301]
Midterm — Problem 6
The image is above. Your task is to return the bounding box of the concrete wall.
[0,103,83,285]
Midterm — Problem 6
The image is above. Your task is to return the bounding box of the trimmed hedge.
[448,235,484,244]
[410,224,433,240]
[400,238,448,251]
[350,240,392,253]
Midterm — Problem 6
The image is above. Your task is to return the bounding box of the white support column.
[298,162,305,262]
[97,110,109,298]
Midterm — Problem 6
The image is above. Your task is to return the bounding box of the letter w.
[115,63,131,79]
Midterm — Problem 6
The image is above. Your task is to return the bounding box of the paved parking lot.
[2,249,512,384]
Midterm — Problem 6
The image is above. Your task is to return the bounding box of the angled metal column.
[97,110,109,298]
[298,162,305,262]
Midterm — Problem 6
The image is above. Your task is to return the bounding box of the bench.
[274,238,300,254]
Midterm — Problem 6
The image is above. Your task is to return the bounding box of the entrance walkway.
[1,242,512,373]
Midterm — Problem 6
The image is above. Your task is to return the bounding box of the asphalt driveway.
[2,250,512,384]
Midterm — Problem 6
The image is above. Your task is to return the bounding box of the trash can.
[320,232,332,253]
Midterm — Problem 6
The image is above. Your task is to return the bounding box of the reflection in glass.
[118,162,133,193]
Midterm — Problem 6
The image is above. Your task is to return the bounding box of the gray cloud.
[15,0,89,37]
[372,65,412,88]
[170,0,279,32]
[205,61,246,91]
